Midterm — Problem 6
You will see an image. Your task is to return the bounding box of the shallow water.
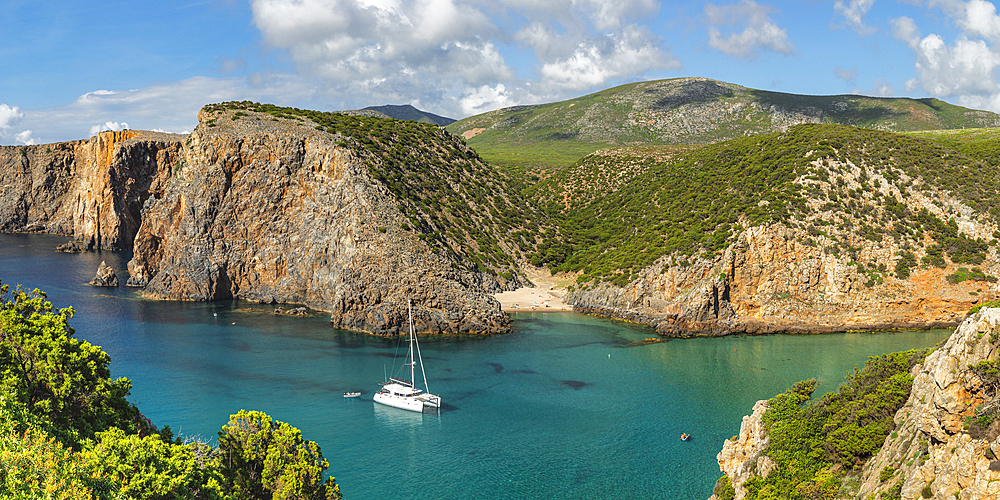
[0,233,952,499]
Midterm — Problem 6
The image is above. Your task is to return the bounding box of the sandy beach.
[493,268,575,312]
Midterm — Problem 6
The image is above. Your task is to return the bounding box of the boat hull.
[374,392,427,412]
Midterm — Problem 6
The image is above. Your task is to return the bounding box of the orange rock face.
[0,130,183,250]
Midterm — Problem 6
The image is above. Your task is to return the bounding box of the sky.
[3,0,1000,145]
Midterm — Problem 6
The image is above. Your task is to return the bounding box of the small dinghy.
[344,392,362,398]
[680,433,690,441]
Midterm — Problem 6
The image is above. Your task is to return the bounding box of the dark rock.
[56,241,85,253]
[274,307,309,316]
[89,261,119,287]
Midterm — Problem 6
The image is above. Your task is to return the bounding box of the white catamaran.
[374,300,441,413]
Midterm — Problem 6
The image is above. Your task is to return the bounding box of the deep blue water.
[0,233,952,499]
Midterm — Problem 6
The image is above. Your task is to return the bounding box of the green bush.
[742,350,927,499]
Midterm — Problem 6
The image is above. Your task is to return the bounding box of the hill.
[363,104,456,126]
[447,77,1000,170]
[534,123,1000,335]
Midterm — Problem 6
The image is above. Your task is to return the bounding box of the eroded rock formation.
[569,221,987,336]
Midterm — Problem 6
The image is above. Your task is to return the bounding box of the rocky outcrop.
[711,308,1000,500]
[853,308,1000,499]
[0,131,184,250]
[714,400,776,500]
[566,133,1000,337]
[126,108,510,335]
[89,261,119,287]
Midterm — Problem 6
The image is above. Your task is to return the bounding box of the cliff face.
[563,134,999,336]
[0,131,183,250]
[570,222,989,336]
[711,308,1000,500]
[127,109,510,335]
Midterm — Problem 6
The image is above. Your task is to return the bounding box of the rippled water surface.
[0,233,953,499]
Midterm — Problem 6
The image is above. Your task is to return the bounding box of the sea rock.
[714,400,775,500]
[274,307,309,316]
[56,241,85,253]
[89,261,119,287]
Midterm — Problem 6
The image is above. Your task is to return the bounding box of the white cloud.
[459,84,516,116]
[15,130,36,145]
[854,78,894,97]
[705,0,796,59]
[834,65,859,82]
[538,25,679,90]
[892,12,1000,111]
[834,0,876,35]
[248,0,679,117]
[89,121,130,136]
[0,104,24,132]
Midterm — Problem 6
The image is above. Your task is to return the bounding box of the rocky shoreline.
[710,307,1000,500]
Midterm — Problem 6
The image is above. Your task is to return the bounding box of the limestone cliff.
[710,308,1000,500]
[0,131,183,250]
[126,107,521,335]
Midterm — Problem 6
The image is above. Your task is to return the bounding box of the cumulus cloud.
[537,26,679,90]
[704,0,796,59]
[249,0,678,116]
[0,104,24,132]
[834,0,877,35]
[15,130,36,145]
[892,8,1000,111]
[89,121,130,136]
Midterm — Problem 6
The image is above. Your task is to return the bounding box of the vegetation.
[0,281,342,499]
[522,123,1000,285]
[447,77,999,172]
[203,101,555,280]
[740,349,928,500]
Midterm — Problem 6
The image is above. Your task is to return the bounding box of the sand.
[493,268,575,312]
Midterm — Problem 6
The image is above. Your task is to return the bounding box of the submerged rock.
[89,261,119,287]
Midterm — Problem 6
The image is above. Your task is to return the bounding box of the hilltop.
[363,104,456,126]
[447,77,1000,170]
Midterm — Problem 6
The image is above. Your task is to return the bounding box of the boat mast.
[408,299,416,387]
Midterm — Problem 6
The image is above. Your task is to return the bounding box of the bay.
[0,233,952,499]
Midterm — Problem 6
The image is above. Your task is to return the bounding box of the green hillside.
[526,124,1000,286]
[447,78,1000,171]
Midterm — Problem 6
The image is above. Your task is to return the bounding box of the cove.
[0,233,952,499]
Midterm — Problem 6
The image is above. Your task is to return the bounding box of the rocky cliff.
[555,126,1000,336]
[125,105,534,335]
[0,131,183,250]
[711,307,1000,500]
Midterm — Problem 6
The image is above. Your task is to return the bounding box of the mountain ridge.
[447,77,1000,170]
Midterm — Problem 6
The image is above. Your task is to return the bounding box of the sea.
[0,233,952,499]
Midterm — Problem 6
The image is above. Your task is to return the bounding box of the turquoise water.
[0,233,952,499]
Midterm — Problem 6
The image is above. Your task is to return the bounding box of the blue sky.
[2,0,999,145]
